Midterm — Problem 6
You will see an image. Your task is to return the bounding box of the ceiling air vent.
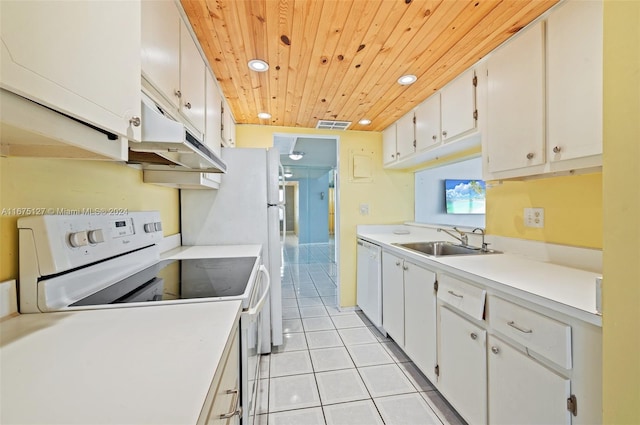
[316,120,352,130]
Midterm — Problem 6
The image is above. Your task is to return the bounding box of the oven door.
[241,265,270,425]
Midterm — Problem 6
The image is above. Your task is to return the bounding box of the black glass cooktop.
[72,257,258,306]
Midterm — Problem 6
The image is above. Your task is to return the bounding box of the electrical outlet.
[359,203,370,215]
[524,207,544,228]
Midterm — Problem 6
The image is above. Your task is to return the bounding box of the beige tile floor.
[255,236,466,425]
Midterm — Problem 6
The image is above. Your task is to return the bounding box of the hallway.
[255,236,465,424]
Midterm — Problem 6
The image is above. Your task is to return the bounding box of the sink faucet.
[472,228,490,252]
[437,227,468,246]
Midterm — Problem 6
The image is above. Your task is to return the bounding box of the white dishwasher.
[356,238,382,328]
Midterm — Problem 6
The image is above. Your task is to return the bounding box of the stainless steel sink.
[393,241,502,257]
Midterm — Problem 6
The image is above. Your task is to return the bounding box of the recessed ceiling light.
[258,112,272,119]
[248,59,269,72]
[397,74,417,85]
[284,172,293,178]
[289,151,304,161]
[359,119,372,125]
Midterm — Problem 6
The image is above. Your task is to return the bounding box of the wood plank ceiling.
[181,0,558,132]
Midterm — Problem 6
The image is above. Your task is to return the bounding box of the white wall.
[414,156,485,228]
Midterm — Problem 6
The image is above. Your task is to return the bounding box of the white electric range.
[18,211,268,425]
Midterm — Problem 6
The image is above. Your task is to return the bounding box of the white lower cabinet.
[382,252,405,346]
[203,325,240,425]
[382,251,437,382]
[403,260,437,383]
[488,334,571,425]
[438,307,487,425]
[378,247,601,425]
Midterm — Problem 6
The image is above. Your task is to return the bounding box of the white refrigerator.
[181,147,284,351]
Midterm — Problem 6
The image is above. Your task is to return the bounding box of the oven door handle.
[244,265,271,320]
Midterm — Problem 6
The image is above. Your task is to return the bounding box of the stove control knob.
[154,222,163,232]
[68,231,89,247]
[144,223,155,233]
[88,229,105,244]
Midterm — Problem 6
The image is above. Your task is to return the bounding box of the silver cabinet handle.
[391,154,395,159]
[219,389,242,419]
[447,290,463,299]
[184,102,192,109]
[396,261,401,266]
[174,89,182,98]
[491,346,500,354]
[553,146,562,153]
[396,151,400,157]
[526,153,534,159]
[403,265,409,271]
[129,116,141,127]
[432,135,437,140]
[507,320,533,334]
[357,241,364,246]
[442,130,448,137]
[470,332,477,340]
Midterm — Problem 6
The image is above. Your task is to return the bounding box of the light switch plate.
[524,207,544,228]
[359,203,370,215]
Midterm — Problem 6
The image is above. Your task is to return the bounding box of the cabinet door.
[1,1,141,146]
[395,112,415,161]
[206,329,240,425]
[547,0,603,162]
[415,93,441,152]
[382,124,398,165]
[488,335,571,425]
[141,0,180,109]
[486,22,545,173]
[204,70,222,187]
[403,261,437,382]
[221,99,236,147]
[180,20,206,134]
[438,307,487,425]
[440,69,476,141]
[382,252,405,346]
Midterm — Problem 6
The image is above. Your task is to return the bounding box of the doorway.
[273,134,340,307]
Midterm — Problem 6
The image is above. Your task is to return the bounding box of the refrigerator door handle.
[278,163,286,203]
[278,204,286,252]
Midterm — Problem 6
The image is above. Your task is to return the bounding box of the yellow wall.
[236,125,414,307]
[486,173,603,248]
[0,157,179,281]
[602,0,640,422]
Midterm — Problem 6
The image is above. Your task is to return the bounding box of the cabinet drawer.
[488,297,572,369]
[437,274,486,321]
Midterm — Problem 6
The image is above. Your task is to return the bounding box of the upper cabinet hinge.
[434,364,440,377]
[434,280,439,292]
[472,75,478,87]
[473,109,478,120]
[567,395,578,416]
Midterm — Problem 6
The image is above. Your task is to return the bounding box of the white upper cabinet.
[484,0,603,180]
[440,69,477,142]
[415,93,441,152]
[221,98,236,147]
[141,0,206,135]
[179,20,206,134]
[382,123,398,166]
[0,0,141,157]
[547,0,603,163]
[206,70,223,153]
[382,67,480,170]
[395,111,416,161]
[141,0,180,109]
[485,22,545,174]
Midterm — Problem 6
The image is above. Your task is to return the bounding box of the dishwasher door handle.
[243,265,271,325]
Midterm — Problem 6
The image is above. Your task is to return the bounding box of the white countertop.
[0,301,242,424]
[358,225,602,326]
[162,244,262,260]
